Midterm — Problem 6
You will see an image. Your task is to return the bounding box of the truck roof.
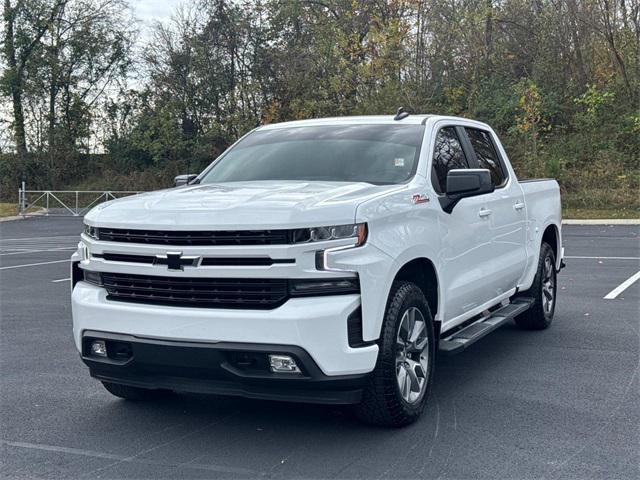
[258,114,490,130]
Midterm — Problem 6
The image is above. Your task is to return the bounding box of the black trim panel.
[81,331,369,405]
[97,228,292,246]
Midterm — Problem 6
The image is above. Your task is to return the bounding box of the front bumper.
[72,282,379,378]
[82,331,368,404]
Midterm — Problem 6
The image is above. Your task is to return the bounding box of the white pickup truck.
[72,113,563,426]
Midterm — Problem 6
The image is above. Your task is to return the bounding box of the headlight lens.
[292,223,367,246]
[289,277,360,296]
[84,224,99,240]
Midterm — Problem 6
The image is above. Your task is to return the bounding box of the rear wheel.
[101,381,170,401]
[355,281,435,427]
[515,242,557,330]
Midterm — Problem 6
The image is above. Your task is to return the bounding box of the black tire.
[355,281,436,427]
[515,242,557,330]
[101,381,169,401]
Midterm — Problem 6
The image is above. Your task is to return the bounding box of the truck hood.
[85,181,402,229]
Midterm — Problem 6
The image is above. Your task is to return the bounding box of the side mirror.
[174,174,198,187]
[439,169,494,213]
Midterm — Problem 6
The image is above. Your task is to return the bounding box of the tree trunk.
[567,0,588,86]
[601,0,635,100]
[3,0,28,155]
[484,0,494,73]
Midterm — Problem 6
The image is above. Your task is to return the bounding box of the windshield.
[199,124,425,185]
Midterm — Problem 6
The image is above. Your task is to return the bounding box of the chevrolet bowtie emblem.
[154,252,201,270]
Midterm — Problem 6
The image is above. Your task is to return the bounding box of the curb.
[0,209,47,223]
[562,219,640,225]
[0,214,24,223]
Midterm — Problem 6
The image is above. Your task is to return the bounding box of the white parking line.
[0,247,75,256]
[565,256,640,260]
[604,270,640,299]
[52,277,70,283]
[0,235,79,242]
[0,440,260,475]
[0,259,69,270]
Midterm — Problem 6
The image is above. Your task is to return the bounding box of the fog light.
[268,354,300,373]
[90,340,107,357]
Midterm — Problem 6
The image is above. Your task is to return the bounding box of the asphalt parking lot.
[1,217,638,479]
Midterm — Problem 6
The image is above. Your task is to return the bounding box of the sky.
[132,0,184,39]
[0,1,186,152]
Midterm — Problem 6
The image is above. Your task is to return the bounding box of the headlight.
[292,223,367,246]
[289,277,360,296]
[84,224,99,240]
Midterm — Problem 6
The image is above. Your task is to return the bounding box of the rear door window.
[465,128,506,186]
[431,127,470,194]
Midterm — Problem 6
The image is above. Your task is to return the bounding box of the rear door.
[462,127,528,295]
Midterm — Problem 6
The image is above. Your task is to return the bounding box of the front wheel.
[355,281,435,427]
[515,242,557,330]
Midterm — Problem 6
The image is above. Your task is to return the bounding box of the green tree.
[2,0,67,155]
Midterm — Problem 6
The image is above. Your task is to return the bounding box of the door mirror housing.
[440,169,494,213]
[174,174,198,187]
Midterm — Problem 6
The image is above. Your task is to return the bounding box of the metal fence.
[18,182,142,217]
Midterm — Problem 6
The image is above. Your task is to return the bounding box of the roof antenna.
[394,107,410,121]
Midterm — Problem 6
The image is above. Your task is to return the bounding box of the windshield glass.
[199,124,425,185]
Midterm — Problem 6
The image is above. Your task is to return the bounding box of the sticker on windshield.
[394,158,405,167]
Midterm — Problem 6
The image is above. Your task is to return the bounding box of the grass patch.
[563,207,640,219]
[0,203,18,217]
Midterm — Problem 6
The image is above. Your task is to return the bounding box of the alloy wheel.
[542,255,556,315]
[395,307,429,404]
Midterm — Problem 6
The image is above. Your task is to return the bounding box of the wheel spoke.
[544,258,553,281]
[398,313,410,342]
[416,363,426,379]
[407,358,426,379]
[406,364,421,393]
[406,309,415,338]
[404,372,412,399]
[409,319,425,344]
[397,364,408,396]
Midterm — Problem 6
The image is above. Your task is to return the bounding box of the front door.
[430,125,497,327]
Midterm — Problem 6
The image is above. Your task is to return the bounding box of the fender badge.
[412,194,430,204]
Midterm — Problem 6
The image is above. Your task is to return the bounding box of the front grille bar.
[92,253,295,267]
[97,228,292,246]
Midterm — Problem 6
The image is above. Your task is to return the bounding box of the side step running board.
[438,298,534,355]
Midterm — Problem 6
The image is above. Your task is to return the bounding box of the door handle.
[514,201,525,211]
[478,208,492,218]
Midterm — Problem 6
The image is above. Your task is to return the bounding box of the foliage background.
[2,0,639,217]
